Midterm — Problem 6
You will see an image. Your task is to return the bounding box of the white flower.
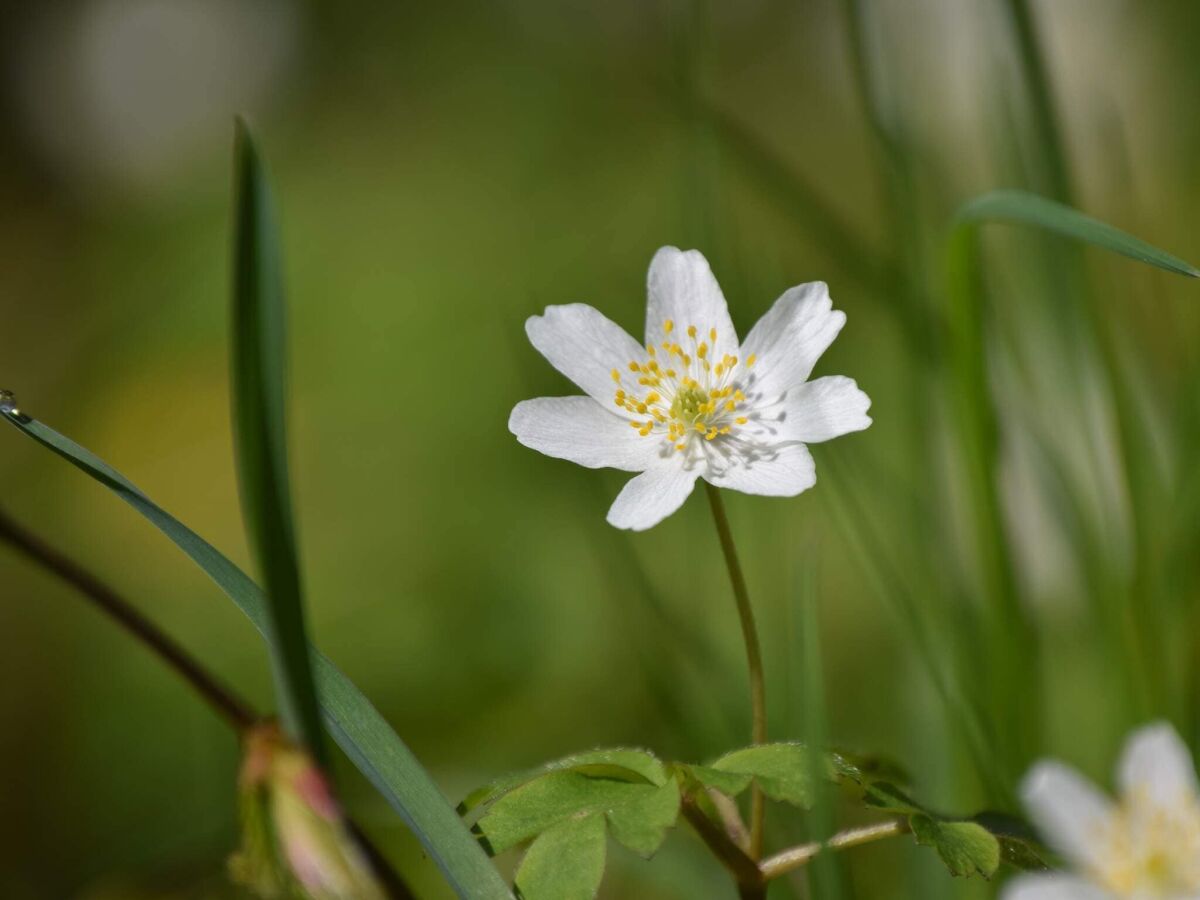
[509,247,871,530]
[1005,722,1200,900]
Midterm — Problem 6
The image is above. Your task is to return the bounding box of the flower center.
[609,319,756,453]
[1096,794,1200,895]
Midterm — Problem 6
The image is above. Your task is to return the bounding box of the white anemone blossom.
[508,247,871,530]
[1005,722,1200,899]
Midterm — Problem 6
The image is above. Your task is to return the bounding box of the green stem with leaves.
[703,483,767,861]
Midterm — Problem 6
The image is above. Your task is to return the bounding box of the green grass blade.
[230,119,326,760]
[0,410,514,900]
[954,190,1200,277]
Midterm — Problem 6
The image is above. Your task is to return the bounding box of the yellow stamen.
[665,319,675,334]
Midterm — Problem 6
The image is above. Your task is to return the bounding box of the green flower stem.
[0,505,414,900]
[703,482,767,860]
[758,820,907,880]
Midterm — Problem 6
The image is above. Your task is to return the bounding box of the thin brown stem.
[680,795,763,892]
[704,482,767,859]
[0,506,255,730]
[0,506,414,900]
[759,819,907,881]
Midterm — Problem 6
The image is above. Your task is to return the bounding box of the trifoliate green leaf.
[676,763,754,798]
[605,779,681,858]
[711,743,814,808]
[910,815,1001,878]
[473,771,655,855]
[514,814,606,900]
[460,748,664,816]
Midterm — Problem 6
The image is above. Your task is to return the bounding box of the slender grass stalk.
[1002,0,1074,205]
[0,505,414,900]
[703,483,767,861]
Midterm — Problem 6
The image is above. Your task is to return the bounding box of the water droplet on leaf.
[0,390,32,423]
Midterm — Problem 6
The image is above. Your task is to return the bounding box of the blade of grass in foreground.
[0,408,513,900]
[229,119,326,761]
[946,188,1199,772]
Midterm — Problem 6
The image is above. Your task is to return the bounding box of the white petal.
[1021,761,1115,872]
[606,462,699,531]
[526,304,646,405]
[1001,873,1111,900]
[1117,721,1199,810]
[768,376,872,443]
[740,282,844,400]
[644,247,738,353]
[704,441,816,497]
[509,397,659,472]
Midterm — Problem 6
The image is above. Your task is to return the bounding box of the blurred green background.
[3,1,1200,897]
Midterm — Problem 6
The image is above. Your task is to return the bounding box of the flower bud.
[230,723,386,899]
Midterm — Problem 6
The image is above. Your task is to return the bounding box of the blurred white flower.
[1006,722,1200,899]
[509,247,871,530]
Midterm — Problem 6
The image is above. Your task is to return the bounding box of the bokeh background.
[3,1,1200,897]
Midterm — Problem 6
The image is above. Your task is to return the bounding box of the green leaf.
[460,748,665,817]
[473,771,655,855]
[605,779,680,858]
[970,813,1050,872]
[711,743,814,808]
[0,412,512,900]
[909,815,1000,879]
[859,782,924,817]
[954,189,1199,278]
[514,814,606,900]
[229,119,325,760]
[675,763,753,798]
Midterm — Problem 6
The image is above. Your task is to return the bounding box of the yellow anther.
[665,319,675,334]
[705,427,718,441]
[694,424,706,434]
[697,343,708,359]
[639,424,653,436]
[720,426,731,434]
[637,403,648,414]
[715,364,725,376]
[646,392,660,404]
[747,354,757,367]
[629,420,642,429]
[709,389,721,398]
[648,360,659,372]
[735,390,746,402]
[687,325,697,338]
[709,327,717,342]
[628,361,640,372]
[661,341,671,351]
[682,355,692,366]
[666,369,677,378]
[647,344,656,357]
[736,416,748,425]
[676,443,686,451]
[725,401,736,412]
[611,368,620,382]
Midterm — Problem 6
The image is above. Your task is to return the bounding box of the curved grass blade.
[230,119,325,760]
[0,410,513,900]
[954,190,1199,278]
